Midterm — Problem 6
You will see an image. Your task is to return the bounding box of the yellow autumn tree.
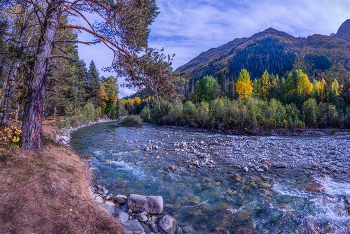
[297,73,313,97]
[134,97,142,105]
[253,70,271,99]
[98,84,109,109]
[332,79,340,96]
[320,78,327,101]
[236,68,253,99]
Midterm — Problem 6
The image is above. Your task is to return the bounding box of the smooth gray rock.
[114,194,128,204]
[115,212,129,223]
[127,194,164,214]
[135,211,148,222]
[273,162,288,168]
[123,220,145,234]
[159,215,177,234]
[98,202,114,216]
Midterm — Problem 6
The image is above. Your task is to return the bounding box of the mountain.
[177,20,350,85]
[335,19,350,40]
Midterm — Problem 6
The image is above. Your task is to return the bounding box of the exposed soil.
[0,119,127,234]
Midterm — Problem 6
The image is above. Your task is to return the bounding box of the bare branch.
[50,55,78,62]
[59,24,131,57]
[54,40,101,45]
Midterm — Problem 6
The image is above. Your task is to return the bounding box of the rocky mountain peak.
[335,19,350,39]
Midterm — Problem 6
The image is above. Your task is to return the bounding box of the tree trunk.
[1,61,18,125]
[0,78,7,108]
[15,102,19,121]
[20,0,64,150]
[53,105,56,119]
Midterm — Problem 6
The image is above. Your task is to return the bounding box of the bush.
[197,102,209,128]
[119,115,143,126]
[141,106,151,121]
[163,103,183,125]
[183,101,197,127]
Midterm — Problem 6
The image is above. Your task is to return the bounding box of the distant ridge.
[177,19,350,84]
[335,19,350,40]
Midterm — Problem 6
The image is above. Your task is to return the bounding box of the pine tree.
[87,60,100,105]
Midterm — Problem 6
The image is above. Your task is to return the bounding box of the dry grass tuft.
[0,120,127,233]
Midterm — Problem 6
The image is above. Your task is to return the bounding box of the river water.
[71,122,350,234]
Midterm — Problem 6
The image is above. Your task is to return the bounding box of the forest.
[120,67,350,131]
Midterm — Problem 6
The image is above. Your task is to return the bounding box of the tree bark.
[15,102,19,121]
[21,0,64,150]
[1,61,18,125]
[0,75,7,108]
[53,105,56,119]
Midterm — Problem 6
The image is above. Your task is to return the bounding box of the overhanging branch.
[59,24,131,57]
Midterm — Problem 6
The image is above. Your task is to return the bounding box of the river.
[71,122,350,234]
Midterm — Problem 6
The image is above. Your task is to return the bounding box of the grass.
[0,119,127,233]
[119,115,143,126]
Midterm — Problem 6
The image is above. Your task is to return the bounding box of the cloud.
[119,86,138,99]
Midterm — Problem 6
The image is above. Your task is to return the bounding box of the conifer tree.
[87,60,100,105]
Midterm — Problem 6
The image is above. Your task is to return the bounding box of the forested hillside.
[178,20,350,93]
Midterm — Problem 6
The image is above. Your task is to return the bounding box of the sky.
[77,0,350,98]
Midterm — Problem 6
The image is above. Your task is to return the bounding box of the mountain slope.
[177,20,350,84]
[335,19,350,40]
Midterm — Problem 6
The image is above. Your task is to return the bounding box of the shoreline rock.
[127,194,164,214]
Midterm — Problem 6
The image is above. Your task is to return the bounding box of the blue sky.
[77,0,350,98]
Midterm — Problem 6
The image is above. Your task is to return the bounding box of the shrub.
[183,101,197,127]
[197,102,209,128]
[141,106,151,121]
[119,115,143,126]
[163,103,183,125]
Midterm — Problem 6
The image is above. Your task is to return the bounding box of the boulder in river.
[305,181,325,193]
[273,163,288,168]
[123,220,145,234]
[114,194,128,204]
[114,211,129,223]
[135,211,148,222]
[127,194,164,214]
[159,215,177,234]
[97,202,115,216]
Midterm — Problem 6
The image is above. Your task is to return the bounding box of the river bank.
[143,122,350,137]
[0,119,126,233]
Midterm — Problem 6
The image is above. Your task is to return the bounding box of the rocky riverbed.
[71,123,350,234]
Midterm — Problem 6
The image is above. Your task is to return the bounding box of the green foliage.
[163,103,183,125]
[302,98,317,127]
[194,75,220,102]
[56,101,101,128]
[119,116,143,126]
[140,106,151,121]
[86,60,101,106]
[182,101,197,127]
